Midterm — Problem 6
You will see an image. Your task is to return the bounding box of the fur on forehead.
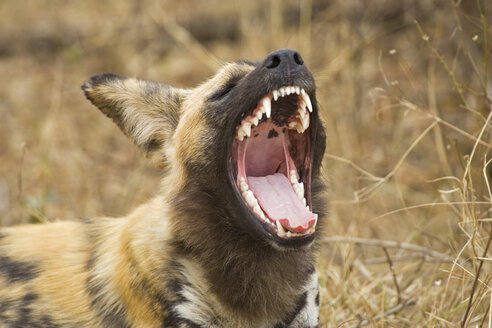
[184,62,256,109]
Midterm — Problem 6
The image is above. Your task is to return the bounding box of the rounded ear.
[82,74,186,168]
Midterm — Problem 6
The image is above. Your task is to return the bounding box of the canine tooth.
[273,90,279,101]
[276,221,286,237]
[301,91,313,113]
[262,97,271,118]
[295,86,300,94]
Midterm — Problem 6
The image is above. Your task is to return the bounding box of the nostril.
[266,55,281,69]
[293,52,304,66]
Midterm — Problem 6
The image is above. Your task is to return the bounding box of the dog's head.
[82,49,326,250]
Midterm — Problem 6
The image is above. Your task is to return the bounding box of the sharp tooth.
[273,90,279,101]
[286,231,292,237]
[302,198,306,206]
[256,109,263,120]
[286,88,291,95]
[251,116,259,126]
[295,86,300,94]
[280,88,286,97]
[243,122,252,137]
[301,91,313,112]
[262,97,271,118]
[276,221,286,237]
[290,86,296,94]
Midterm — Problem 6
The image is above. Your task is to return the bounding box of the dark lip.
[226,84,318,248]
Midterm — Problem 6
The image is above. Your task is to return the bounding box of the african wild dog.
[0,49,326,327]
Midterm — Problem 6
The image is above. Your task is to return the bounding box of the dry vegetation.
[1,0,492,326]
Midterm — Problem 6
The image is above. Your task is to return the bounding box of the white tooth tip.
[276,221,286,237]
[262,97,271,118]
[301,92,313,113]
[273,90,279,101]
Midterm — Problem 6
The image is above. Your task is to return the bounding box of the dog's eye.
[209,76,242,102]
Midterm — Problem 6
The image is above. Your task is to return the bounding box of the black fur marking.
[86,274,130,328]
[11,293,60,328]
[315,291,320,306]
[267,129,279,139]
[0,298,14,324]
[0,256,37,283]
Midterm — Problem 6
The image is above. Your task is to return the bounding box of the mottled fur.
[0,52,326,327]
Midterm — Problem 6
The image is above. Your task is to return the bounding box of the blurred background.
[1,0,491,326]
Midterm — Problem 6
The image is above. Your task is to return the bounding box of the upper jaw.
[235,85,313,141]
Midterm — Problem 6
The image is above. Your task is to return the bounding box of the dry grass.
[1,0,491,326]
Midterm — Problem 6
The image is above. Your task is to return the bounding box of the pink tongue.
[248,173,317,233]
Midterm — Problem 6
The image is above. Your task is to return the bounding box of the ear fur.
[82,73,185,168]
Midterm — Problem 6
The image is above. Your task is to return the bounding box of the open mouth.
[231,86,317,239]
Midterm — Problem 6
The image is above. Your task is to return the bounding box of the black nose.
[264,49,304,73]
